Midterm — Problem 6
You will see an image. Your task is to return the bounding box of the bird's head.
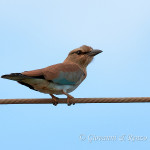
[64,45,103,69]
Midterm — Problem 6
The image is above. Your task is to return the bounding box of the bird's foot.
[52,99,58,106]
[50,94,59,106]
[67,95,75,106]
[62,90,75,106]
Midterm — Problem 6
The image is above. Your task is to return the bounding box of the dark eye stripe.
[82,51,90,54]
[71,51,89,55]
[76,50,82,55]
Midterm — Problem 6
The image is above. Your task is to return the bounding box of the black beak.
[88,49,103,56]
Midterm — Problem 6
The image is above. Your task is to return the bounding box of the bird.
[1,45,102,106]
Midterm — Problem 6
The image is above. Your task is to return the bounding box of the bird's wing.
[22,63,85,85]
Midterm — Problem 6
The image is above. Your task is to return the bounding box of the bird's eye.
[76,50,82,55]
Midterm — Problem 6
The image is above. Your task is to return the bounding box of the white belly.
[47,82,79,95]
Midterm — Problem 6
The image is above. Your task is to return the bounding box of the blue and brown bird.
[1,45,102,106]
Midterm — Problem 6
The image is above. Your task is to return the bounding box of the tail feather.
[1,73,32,81]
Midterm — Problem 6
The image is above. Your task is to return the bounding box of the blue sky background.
[0,0,150,149]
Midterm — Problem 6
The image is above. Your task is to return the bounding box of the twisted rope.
[0,97,150,104]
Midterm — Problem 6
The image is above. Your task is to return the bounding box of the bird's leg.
[62,90,75,106]
[50,94,59,106]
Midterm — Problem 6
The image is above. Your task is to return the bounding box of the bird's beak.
[88,49,103,56]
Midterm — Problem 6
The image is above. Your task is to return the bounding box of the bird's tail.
[1,73,32,81]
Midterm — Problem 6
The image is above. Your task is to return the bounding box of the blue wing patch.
[52,71,84,85]
[53,78,75,85]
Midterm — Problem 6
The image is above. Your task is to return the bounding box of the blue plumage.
[53,78,75,85]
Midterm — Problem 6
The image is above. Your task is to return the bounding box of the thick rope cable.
[0,97,150,104]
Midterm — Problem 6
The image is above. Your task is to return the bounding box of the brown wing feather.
[22,63,85,81]
[22,68,43,77]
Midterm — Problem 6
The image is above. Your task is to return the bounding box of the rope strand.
[0,97,150,104]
